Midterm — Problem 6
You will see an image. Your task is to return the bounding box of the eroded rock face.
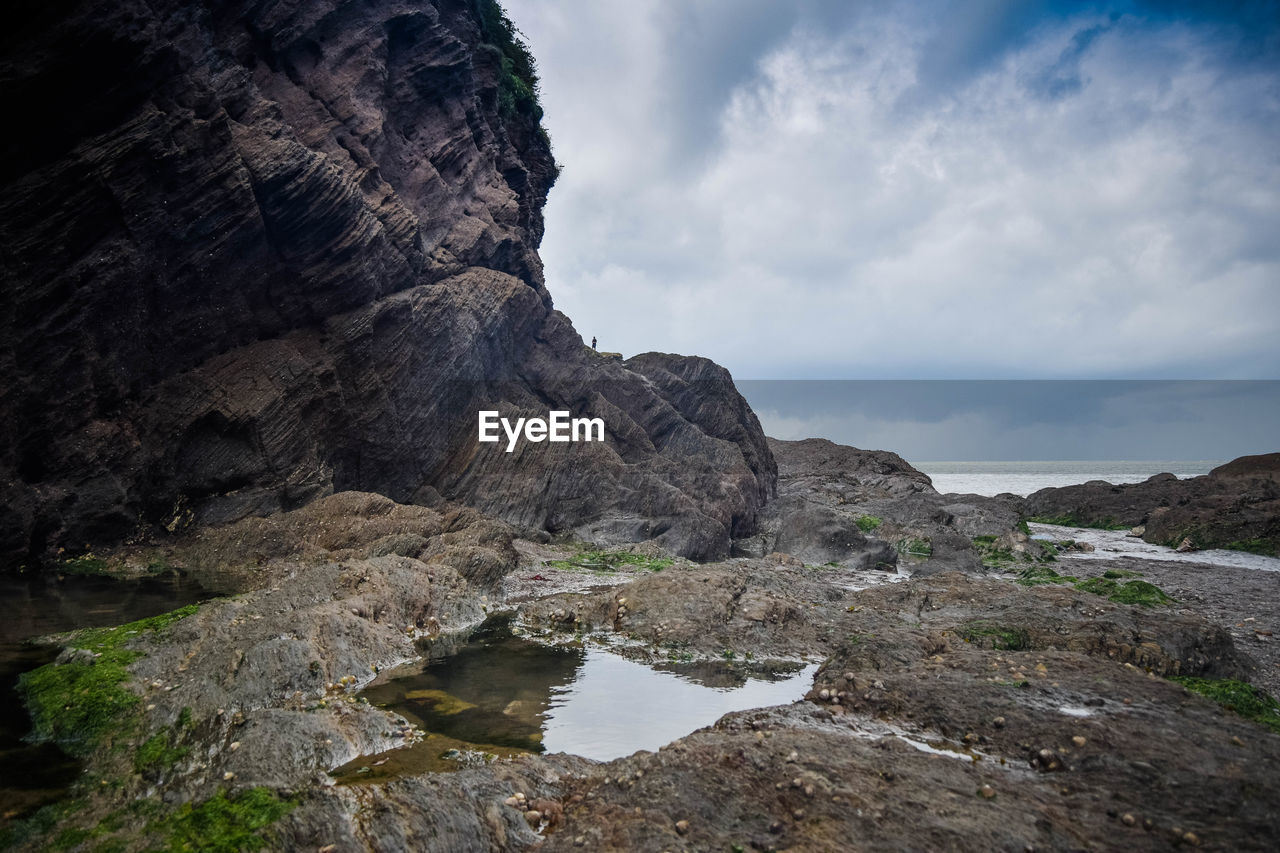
[740,438,1024,573]
[0,0,773,564]
[1022,453,1280,555]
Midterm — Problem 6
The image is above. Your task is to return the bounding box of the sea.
[914,460,1222,498]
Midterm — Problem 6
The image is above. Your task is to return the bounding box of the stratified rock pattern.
[0,0,772,564]
[1023,453,1280,555]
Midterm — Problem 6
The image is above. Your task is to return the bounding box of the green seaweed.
[855,515,883,533]
[1015,565,1078,586]
[155,788,295,853]
[1017,568,1171,607]
[134,731,191,774]
[547,549,672,574]
[1106,579,1172,607]
[0,799,85,850]
[1074,576,1171,607]
[58,554,111,576]
[17,605,199,756]
[958,621,1031,651]
[1102,568,1143,579]
[1222,538,1277,557]
[896,537,932,558]
[1170,677,1280,734]
[1027,514,1131,531]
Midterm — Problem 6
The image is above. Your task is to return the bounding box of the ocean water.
[915,460,1222,497]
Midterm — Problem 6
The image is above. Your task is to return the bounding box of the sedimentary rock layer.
[0,0,773,564]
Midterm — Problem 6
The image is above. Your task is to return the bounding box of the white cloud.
[507,1,1280,378]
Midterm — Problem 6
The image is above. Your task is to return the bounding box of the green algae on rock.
[17,605,200,757]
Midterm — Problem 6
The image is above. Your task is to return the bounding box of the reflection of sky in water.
[541,650,817,761]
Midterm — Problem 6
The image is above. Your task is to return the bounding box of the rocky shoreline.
[2,0,1278,849]
[1021,453,1280,557]
[4,450,1279,851]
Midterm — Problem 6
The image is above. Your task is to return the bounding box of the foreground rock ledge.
[8,492,1278,852]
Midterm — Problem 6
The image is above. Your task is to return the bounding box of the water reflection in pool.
[336,619,815,781]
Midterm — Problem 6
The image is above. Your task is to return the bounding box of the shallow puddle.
[333,618,816,782]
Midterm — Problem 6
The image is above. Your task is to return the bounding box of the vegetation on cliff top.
[475,0,543,122]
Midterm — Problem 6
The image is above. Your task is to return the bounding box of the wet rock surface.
[1022,452,1280,556]
[740,438,1028,575]
[10,496,1279,851]
[1041,551,1280,698]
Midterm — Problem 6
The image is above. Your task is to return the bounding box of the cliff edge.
[0,0,774,564]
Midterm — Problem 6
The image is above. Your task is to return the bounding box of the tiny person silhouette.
[591,336,597,350]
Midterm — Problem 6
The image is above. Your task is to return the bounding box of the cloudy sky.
[505,0,1280,381]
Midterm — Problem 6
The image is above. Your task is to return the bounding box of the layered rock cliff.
[0,0,774,565]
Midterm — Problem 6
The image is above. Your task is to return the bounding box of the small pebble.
[978,785,996,799]
[674,819,689,835]
[1121,814,1136,826]
[229,741,241,752]
[1182,832,1200,846]
[792,808,805,820]
[993,716,1006,728]
[786,750,798,762]
[1072,736,1086,748]
[524,810,541,827]
[223,772,235,781]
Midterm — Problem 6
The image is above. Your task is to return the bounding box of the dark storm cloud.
[505,0,1280,380]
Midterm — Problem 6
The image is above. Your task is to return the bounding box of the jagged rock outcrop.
[1022,453,1280,556]
[0,0,772,565]
[737,438,1022,573]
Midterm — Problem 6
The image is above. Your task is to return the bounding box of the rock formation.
[1022,453,1280,556]
[740,438,1025,574]
[0,0,772,565]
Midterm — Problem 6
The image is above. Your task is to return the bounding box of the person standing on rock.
[591,336,597,350]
